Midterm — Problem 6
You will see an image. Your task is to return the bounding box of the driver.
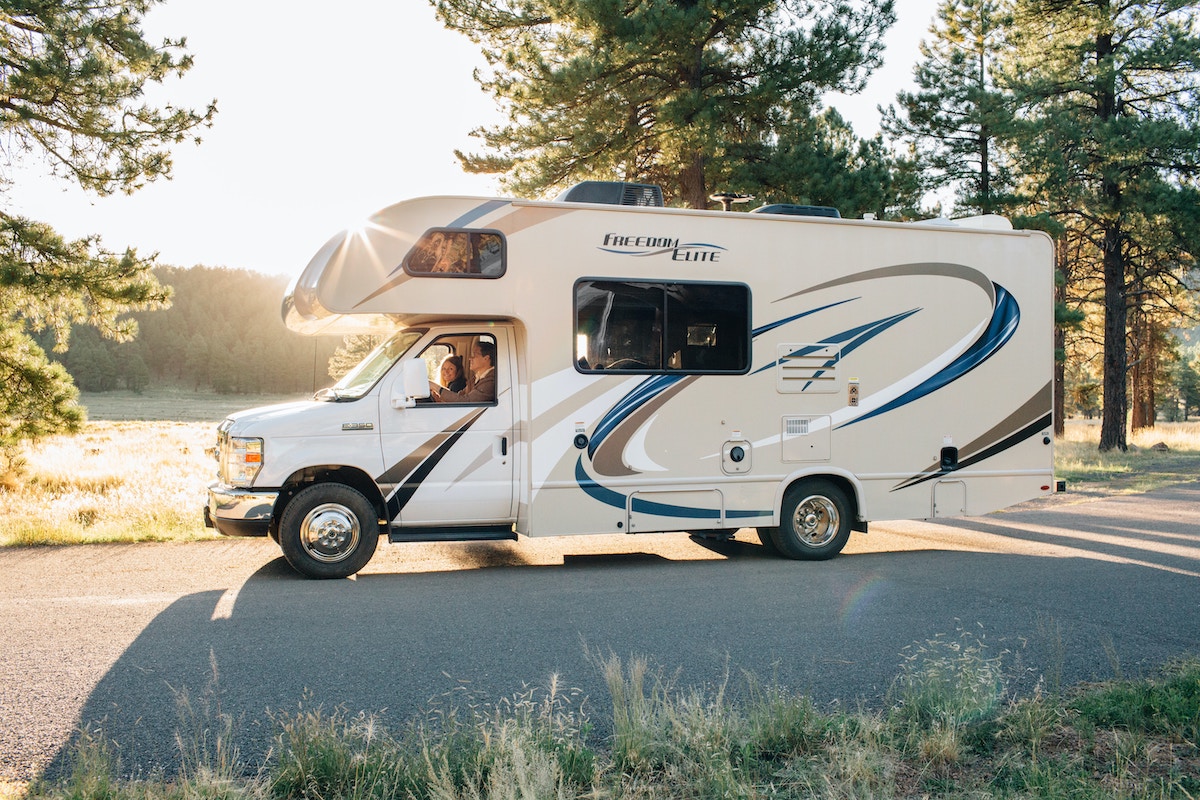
[431,341,496,403]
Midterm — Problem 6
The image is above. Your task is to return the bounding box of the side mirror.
[391,359,431,409]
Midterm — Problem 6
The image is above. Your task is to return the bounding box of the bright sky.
[8,0,940,279]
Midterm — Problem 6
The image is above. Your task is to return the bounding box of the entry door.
[377,329,516,527]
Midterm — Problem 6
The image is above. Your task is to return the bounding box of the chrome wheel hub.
[299,503,360,563]
[792,495,839,548]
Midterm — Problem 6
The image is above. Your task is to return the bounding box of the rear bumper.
[205,482,278,537]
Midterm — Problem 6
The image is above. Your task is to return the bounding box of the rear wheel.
[278,483,380,578]
[769,480,852,560]
[755,527,780,555]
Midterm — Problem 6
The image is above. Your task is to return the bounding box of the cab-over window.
[404,229,505,277]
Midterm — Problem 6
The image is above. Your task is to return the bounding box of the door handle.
[501,436,508,456]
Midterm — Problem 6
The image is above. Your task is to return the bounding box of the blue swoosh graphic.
[575,459,767,519]
[575,276,1017,510]
[752,297,859,337]
[588,374,685,457]
[751,308,921,377]
[837,282,1019,429]
[448,199,509,229]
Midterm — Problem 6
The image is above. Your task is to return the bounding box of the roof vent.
[751,203,841,219]
[555,181,664,207]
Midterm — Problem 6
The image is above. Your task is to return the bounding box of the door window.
[418,333,498,405]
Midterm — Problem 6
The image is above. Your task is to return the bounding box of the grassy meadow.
[1056,420,1200,495]
[2,390,1199,547]
[0,390,308,547]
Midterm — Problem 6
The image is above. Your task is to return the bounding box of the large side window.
[574,280,750,374]
[404,229,505,277]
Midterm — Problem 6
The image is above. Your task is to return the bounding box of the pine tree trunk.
[1099,222,1127,451]
[1053,243,1068,437]
[1131,321,1156,431]
[679,153,708,210]
[1130,321,1148,431]
[1096,27,1127,452]
[1054,317,1066,437]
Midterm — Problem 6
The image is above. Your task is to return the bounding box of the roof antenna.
[709,192,754,212]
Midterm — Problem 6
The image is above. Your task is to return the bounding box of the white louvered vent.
[785,418,810,436]
[777,344,840,393]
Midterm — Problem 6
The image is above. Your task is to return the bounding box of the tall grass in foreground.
[24,639,1200,800]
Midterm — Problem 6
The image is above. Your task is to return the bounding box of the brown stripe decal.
[892,381,1052,491]
[488,205,574,237]
[590,376,697,477]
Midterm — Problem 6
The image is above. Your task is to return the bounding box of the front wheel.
[768,480,852,560]
[278,483,380,578]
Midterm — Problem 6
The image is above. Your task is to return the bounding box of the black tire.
[769,479,852,560]
[278,483,380,578]
[754,527,780,555]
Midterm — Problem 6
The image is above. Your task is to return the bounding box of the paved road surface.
[2,482,1199,782]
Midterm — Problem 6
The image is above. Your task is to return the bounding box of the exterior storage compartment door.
[933,479,966,518]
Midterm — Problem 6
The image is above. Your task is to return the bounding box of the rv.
[205,182,1055,578]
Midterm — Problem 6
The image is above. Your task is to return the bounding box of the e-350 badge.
[598,233,726,263]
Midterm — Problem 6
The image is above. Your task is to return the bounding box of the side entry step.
[388,524,516,543]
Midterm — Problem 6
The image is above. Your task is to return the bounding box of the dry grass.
[0,421,218,546]
[1061,418,1200,451]
[1,389,309,547]
[79,388,308,422]
[1056,420,1200,495]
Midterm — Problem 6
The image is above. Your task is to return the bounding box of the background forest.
[37,266,342,397]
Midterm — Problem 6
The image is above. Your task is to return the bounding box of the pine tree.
[1003,0,1200,450]
[0,0,214,451]
[433,0,895,208]
[735,107,924,219]
[883,0,1012,214]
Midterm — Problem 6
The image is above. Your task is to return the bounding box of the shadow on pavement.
[41,484,1200,781]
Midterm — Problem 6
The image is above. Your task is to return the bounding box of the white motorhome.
[205,182,1055,578]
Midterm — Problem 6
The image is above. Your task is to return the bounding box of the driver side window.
[419,333,498,405]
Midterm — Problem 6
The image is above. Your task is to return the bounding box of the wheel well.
[271,466,386,536]
[783,474,862,529]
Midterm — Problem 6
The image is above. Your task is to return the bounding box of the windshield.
[316,329,425,401]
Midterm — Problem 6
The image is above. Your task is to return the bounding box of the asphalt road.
[3,482,1199,783]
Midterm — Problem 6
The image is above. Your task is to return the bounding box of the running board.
[388,524,516,543]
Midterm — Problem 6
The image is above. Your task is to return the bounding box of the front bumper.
[205,482,279,537]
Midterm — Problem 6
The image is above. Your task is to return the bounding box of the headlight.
[220,435,264,487]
